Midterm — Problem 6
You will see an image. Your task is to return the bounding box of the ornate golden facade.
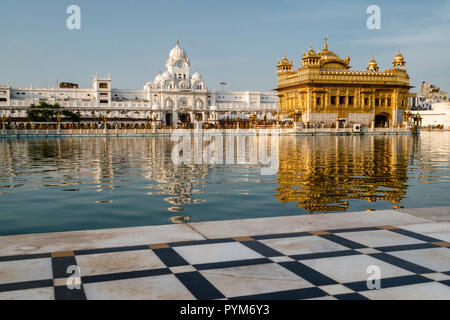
[276,37,412,127]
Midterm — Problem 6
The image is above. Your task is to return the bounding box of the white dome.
[191,71,202,82]
[169,40,187,61]
[154,71,162,83]
[161,71,173,81]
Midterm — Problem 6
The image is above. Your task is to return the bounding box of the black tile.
[252,232,310,241]
[194,258,272,271]
[334,293,369,300]
[170,238,235,247]
[0,279,53,293]
[81,268,171,284]
[52,256,78,279]
[279,261,337,286]
[370,253,435,274]
[440,280,450,287]
[175,272,225,300]
[344,275,432,292]
[152,248,189,267]
[241,241,283,257]
[374,243,437,253]
[75,245,149,256]
[326,227,380,234]
[320,234,367,249]
[291,250,359,261]
[230,287,327,300]
[54,284,87,300]
[390,229,442,243]
[0,253,51,262]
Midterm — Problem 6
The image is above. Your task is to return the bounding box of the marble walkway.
[0,209,449,300]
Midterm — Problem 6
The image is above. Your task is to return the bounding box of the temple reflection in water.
[0,133,445,216]
[276,135,413,213]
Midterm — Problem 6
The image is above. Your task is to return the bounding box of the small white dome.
[191,71,202,82]
[154,71,162,83]
[161,71,173,81]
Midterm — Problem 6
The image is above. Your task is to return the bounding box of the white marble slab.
[360,282,450,300]
[75,250,166,276]
[200,263,313,298]
[83,274,195,300]
[301,255,413,284]
[337,230,424,248]
[0,287,54,300]
[0,224,205,257]
[0,258,52,285]
[188,210,431,239]
[389,248,450,273]
[174,242,263,265]
[261,235,348,256]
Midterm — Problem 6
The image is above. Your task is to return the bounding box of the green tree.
[27,102,80,122]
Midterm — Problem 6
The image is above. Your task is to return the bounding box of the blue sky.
[0,0,449,92]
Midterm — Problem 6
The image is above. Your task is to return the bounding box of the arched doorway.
[178,113,191,123]
[166,113,172,126]
[375,113,390,127]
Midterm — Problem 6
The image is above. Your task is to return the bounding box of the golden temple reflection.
[275,135,412,213]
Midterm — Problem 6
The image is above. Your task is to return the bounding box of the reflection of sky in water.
[0,132,449,236]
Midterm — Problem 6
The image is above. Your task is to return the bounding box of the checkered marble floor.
[1,224,449,300]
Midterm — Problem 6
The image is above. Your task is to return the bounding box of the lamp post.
[57,112,61,134]
[103,114,108,133]
[1,113,6,134]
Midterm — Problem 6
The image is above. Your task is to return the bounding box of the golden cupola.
[301,41,320,67]
[277,52,293,73]
[393,48,406,68]
[315,36,350,70]
[367,56,379,72]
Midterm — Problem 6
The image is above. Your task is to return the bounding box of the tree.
[27,102,80,122]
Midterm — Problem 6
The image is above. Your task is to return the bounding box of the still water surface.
[0,132,449,236]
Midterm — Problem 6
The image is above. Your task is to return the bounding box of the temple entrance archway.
[165,113,172,126]
[375,113,390,127]
[178,113,191,123]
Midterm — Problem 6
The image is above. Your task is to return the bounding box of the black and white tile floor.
[0,220,449,300]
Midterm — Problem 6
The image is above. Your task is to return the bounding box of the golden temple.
[276,37,412,127]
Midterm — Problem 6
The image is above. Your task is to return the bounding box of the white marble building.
[414,102,450,128]
[0,41,277,126]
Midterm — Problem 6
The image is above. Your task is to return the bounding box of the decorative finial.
[323,33,328,51]
[309,41,313,50]
[177,39,180,46]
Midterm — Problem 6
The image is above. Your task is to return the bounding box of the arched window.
[196,99,204,109]
[166,98,173,108]
[178,98,188,107]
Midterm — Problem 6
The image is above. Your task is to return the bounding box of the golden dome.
[393,48,406,67]
[278,52,292,65]
[277,52,293,72]
[367,56,379,72]
[303,41,318,58]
